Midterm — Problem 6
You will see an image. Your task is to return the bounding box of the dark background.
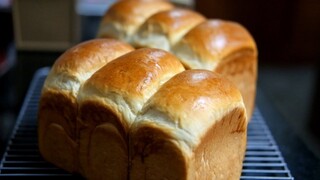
[196,0,320,154]
[196,0,320,66]
[0,0,320,178]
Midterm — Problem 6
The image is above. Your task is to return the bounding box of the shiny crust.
[130,70,247,179]
[97,3,257,118]
[172,20,257,118]
[133,8,206,49]
[44,38,134,96]
[172,20,256,70]
[97,0,174,42]
[38,39,134,173]
[39,45,249,179]
[77,48,185,179]
[78,48,185,127]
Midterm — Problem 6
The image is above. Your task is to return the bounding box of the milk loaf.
[97,0,257,119]
[130,70,247,180]
[38,38,134,173]
[77,48,185,179]
[97,0,174,44]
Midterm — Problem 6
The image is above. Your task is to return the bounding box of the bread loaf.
[39,43,248,179]
[38,38,134,173]
[77,48,185,179]
[97,0,257,119]
[130,70,247,179]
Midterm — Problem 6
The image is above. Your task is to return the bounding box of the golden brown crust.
[98,0,174,40]
[97,2,257,119]
[77,48,185,179]
[38,90,78,173]
[130,125,188,180]
[130,108,246,180]
[38,38,134,174]
[47,39,134,92]
[39,90,77,140]
[78,101,128,179]
[39,41,250,178]
[81,48,185,101]
[146,8,205,35]
[133,8,206,49]
[97,4,258,121]
[192,107,247,180]
[172,19,256,70]
[129,70,247,179]
[142,70,243,125]
[100,0,174,27]
[172,19,257,119]
[215,49,257,118]
[53,38,133,73]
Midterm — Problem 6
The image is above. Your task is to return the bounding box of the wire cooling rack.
[0,67,294,179]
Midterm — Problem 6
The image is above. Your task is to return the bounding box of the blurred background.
[0,0,319,178]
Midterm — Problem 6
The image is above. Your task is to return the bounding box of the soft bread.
[97,0,174,44]
[38,39,134,173]
[130,70,247,180]
[132,8,206,50]
[77,48,185,179]
[172,20,257,117]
